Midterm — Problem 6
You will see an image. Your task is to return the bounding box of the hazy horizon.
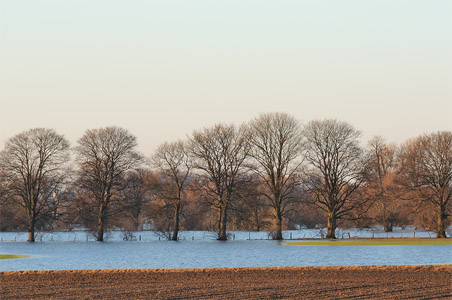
[1,0,451,154]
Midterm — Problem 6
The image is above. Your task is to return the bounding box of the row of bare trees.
[1,113,451,242]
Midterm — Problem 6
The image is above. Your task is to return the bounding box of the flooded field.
[1,229,451,271]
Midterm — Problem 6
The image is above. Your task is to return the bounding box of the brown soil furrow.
[1,265,451,300]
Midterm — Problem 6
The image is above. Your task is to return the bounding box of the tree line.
[1,113,451,242]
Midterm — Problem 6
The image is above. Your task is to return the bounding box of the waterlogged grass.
[284,239,452,246]
[0,254,29,259]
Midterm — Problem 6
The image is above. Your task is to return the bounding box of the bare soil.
[1,265,451,299]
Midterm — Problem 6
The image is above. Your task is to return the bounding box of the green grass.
[283,238,452,246]
[0,254,30,259]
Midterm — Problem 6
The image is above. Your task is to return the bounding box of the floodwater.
[1,230,451,271]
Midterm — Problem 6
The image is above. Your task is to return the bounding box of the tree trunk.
[326,211,337,239]
[384,220,393,232]
[218,206,228,241]
[28,220,35,242]
[97,204,105,242]
[275,208,283,240]
[437,206,447,238]
[97,223,104,241]
[254,209,260,232]
[172,204,180,241]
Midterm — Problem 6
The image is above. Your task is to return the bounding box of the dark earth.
[1,265,451,299]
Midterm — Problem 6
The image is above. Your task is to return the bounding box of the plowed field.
[1,265,451,299]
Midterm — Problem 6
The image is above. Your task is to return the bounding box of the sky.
[1,0,451,155]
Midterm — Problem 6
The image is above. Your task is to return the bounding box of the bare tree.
[151,140,192,241]
[229,175,272,232]
[0,128,70,242]
[303,119,366,239]
[247,112,304,240]
[179,174,214,231]
[189,124,249,240]
[119,168,150,230]
[74,126,142,241]
[365,136,403,231]
[399,131,452,238]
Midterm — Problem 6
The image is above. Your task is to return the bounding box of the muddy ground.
[1,265,451,299]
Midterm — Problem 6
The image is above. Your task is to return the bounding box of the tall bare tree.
[230,175,272,232]
[189,124,249,240]
[0,128,70,242]
[247,112,304,240]
[75,126,142,241]
[151,140,192,241]
[303,119,365,239]
[365,136,402,231]
[119,168,150,230]
[399,131,452,238]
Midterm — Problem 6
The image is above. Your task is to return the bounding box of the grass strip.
[283,238,452,246]
[0,254,30,259]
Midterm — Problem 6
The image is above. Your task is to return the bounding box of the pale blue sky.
[1,0,451,153]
